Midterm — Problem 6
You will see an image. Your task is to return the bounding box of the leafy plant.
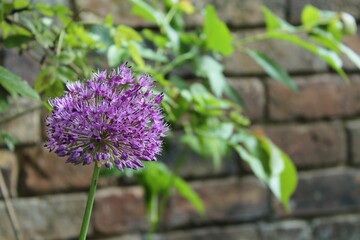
[0,0,359,232]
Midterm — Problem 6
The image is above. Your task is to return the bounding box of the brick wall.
[1,0,360,239]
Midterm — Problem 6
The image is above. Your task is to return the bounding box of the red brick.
[262,121,346,168]
[3,50,40,86]
[77,0,285,28]
[274,168,360,217]
[0,150,18,198]
[93,187,148,235]
[228,78,265,121]
[18,145,116,194]
[268,74,360,121]
[289,0,360,23]
[96,234,142,240]
[76,0,152,27]
[224,30,327,75]
[186,0,285,27]
[0,98,41,144]
[0,193,89,240]
[313,214,360,240]
[154,224,260,240]
[259,220,313,240]
[346,120,360,165]
[164,177,269,229]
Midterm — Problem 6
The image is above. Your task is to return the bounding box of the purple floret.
[45,62,169,171]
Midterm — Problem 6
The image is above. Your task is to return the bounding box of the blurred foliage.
[1,0,359,232]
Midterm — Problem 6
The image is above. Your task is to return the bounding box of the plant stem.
[78,163,100,240]
[236,33,272,46]
[147,151,189,239]
[0,170,24,240]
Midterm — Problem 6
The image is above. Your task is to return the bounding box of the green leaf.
[161,47,198,74]
[115,25,143,42]
[0,3,14,22]
[3,35,32,48]
[58,51,75,65]
[230,110,250,126]
[88,24,113,46]
[0,94,9,112]
[267,32,349,82]
[58,13,72,26]
[105,14,114,27]
[130,0,158,23]
[245,49,298,91]
[65,25,97,47]
[327,19,344,41]
[196,56,227,97]
[301,5,321,30]
[259,136,284,176]
[0,22,11,38]
[269,153,297,211]
[36,3,54,16]
[310,29,340,52]
[129,42,145,69]
[163,23,179,49]
[107,45,128,67]
[181,132,202,154]
[340,43,360,70]
[262,6,295,32]
[233,144,269,181]
[57,66,77,83]
[53,5,73,15]
[231,132,270,181]
[131,0,178,48]
[301,5,355,39]
[309,28,359,69]
[173,177,205,215]
[223,83,244,106]
[137,162,204,215]
[143,29,168,47]
[142,49,168,62]
[200,135,223,171]
[43,78,65,98]
[35,66,57,93]
[0,66,40,100]
[231,131,298,210]
[180,32,202,46]
[42,66,75,96]
[170,76,189,90]
[14,0,29,9]
[204,5,234,56]
[259,136,297,211]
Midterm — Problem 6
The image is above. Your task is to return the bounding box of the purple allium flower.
[45,63,169,171]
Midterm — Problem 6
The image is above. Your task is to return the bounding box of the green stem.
[236,27,306,46]
[236,33,272,46]
[78,163,100,240]
[149,194,159,231]
[147,152,188,239]
[165,4,178,23]
[160,47,198,75]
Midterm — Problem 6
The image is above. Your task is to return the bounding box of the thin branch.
[0,170,24,240]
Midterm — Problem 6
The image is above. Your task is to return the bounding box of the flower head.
[45,63,169,171]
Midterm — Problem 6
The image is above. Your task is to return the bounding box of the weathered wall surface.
[1,0,360,239]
